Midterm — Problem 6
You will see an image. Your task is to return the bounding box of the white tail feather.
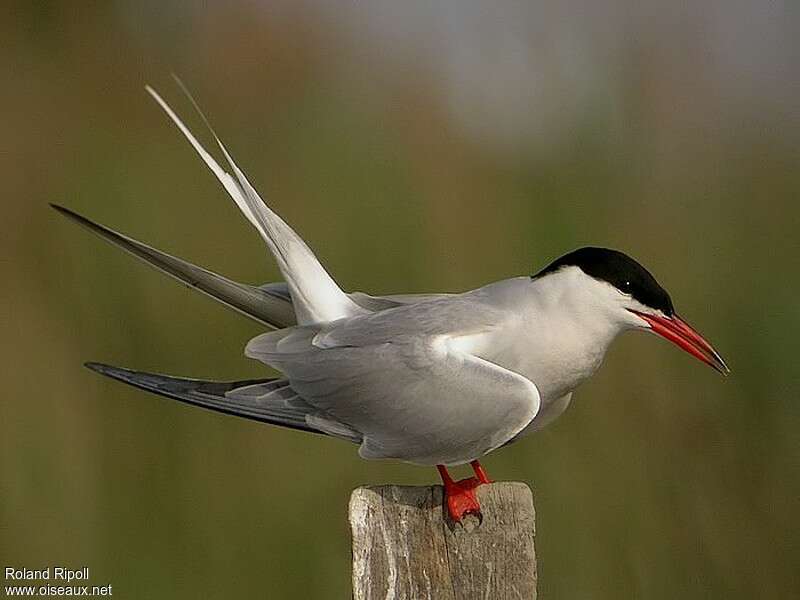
[145,85,362,325]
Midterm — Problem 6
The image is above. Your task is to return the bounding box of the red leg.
[436,465,486,523]
[470,460,492,484]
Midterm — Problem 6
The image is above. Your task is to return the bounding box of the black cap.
[532,247,674,315]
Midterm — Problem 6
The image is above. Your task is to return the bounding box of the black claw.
[462,508,483,527]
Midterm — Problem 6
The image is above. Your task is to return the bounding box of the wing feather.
[146,84,362,325]
[53,204,456,328]
[245,298,538,465]
[51,204,296,328]
[85,362,362,442]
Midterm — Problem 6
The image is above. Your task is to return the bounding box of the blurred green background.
[2,2,798,598]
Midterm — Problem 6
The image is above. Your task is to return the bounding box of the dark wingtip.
[84,362,146,387]
[50,203,87,224]
[84,361,123,377]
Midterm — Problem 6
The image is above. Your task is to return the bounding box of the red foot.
[437,463,492,523]
[470,460,492,485]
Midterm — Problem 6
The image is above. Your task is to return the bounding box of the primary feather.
[50,204,296,328]
[84,363,321,435]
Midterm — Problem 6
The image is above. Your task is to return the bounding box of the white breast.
[467,272,621,407]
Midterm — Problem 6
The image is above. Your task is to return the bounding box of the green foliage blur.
[2,3,798,598]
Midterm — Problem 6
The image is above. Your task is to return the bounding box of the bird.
[53,83,729,523]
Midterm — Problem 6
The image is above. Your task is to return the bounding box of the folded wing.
[245,300,540,465]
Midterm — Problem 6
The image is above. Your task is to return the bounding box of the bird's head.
[533,247,729,375]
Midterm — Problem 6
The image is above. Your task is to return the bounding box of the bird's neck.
[480,274,625,402]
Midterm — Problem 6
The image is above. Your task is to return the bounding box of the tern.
[54,84,729,522]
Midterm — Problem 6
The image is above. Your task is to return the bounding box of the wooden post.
[349,482,536,599]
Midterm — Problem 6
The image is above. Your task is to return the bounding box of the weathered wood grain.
[350,482,536,600]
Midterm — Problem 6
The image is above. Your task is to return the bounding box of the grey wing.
[52,205,296,328]
[147,84,363,325]
[311,293,509,349]
[84,362,361,442]
[353,347,540,465]
[53,204,451,327]
[247,318,540,466]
